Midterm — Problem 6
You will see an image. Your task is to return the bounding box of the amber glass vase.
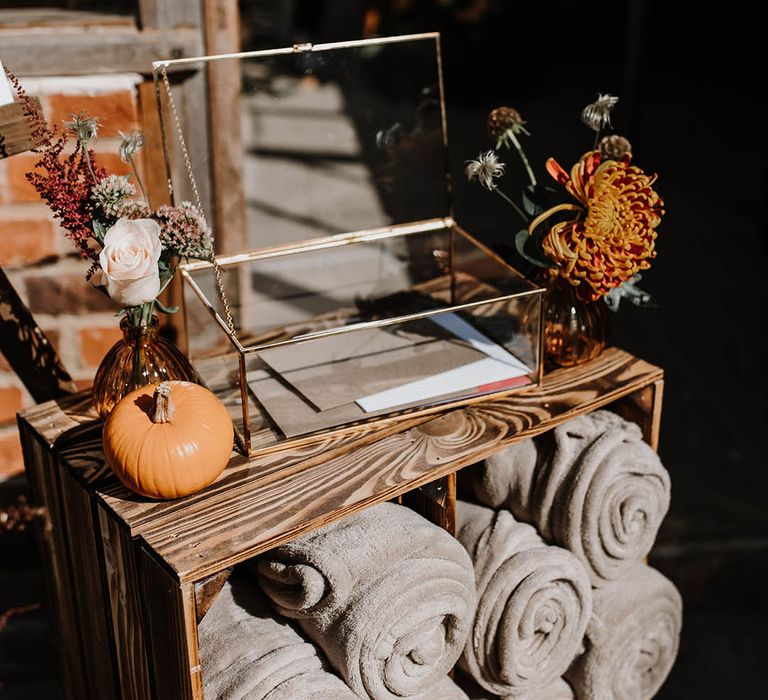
[542,280,611,369]
[92,315,197,418]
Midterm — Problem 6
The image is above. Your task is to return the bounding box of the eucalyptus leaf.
[515,229,554,268]
[522,184,559,217]
[154,298,179,314]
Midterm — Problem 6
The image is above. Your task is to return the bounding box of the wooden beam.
[203,0,247,253]
[0,98,44,158]
[138,0,203,30]
[0,29,203,77]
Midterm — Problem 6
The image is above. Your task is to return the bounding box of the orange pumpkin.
[102,380,234,499]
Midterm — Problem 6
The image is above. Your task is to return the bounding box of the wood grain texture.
[611,379,664,450]
[0,98,44,158]
[194,567,233,624]
[16,427,86,700]
[147,348,662,581]
[21,348,662,583]
[203,0,247,254]
[56,464,119,699]
[401,473,456,536]
[0,29,203,76]
[98,507,152,699]
[139,547,203,699]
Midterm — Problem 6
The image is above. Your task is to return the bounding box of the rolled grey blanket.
[565,564,683,700]
[256,502,476,700]
[199,579,356,699]
[457,672,574,700]
[476,410,671,586]
[456,501,592,699]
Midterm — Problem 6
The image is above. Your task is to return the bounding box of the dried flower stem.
[500,129,537,187]
[127,154,149,204]
[492,186,529,223]
[83,149,99,184]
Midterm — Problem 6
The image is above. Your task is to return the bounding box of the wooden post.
[203,0,247,254]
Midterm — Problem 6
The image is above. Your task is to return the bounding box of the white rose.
[98,218,163,307]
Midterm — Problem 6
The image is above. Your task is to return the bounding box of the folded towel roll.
[476,410,671,586]
[257,502,476,700]
[565,564,683,700]
[456,501,592,699]
[456,673,574,700]
[199,579,357,699]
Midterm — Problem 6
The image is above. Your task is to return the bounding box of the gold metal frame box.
[154,33,543,457]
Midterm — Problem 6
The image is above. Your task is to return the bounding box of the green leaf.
[92,219,107,242]
[522,184,559,217]
[154,298,179,314]
[514,229,554,268]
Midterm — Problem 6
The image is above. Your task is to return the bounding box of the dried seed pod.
[599,134,632,159]
[487,106,523,139]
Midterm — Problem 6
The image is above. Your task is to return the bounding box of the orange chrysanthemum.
[531,150,664,301]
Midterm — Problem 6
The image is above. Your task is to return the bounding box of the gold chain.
[160,64,236,335]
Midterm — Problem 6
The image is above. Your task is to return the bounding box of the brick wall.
[0,74,144,481]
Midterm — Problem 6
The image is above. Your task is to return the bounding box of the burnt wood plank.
[611,378,664,450]
[56,464,120,698]
[139,547,202,699]
[97,507,152,699]
[138,348,663,580]
[0,98,44,158]
[402,473,457,536]
[20,348,662,582]
[16,425,86,700]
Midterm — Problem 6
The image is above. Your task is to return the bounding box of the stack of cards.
[247,312,531,438]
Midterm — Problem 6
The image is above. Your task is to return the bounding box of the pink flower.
[98,218,162,307]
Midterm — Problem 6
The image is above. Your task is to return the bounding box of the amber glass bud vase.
[542,280,611,369]
[92,315,197,419]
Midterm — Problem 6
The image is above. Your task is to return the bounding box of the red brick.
[91,152,134,178]
[25,272,118,315]
[5,153,42,203]
[5,147,135,206]
[0,385,23,424]
[0,217,57,266]
[47,91,138,137]
[80,326,122,367]
[0,429,24,480]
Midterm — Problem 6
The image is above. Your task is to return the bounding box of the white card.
[0,58,14,106]
[356,357,530,413]
[430,312,530,371]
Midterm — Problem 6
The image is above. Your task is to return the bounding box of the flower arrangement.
[466,94,664,309]
[5,69,213,329]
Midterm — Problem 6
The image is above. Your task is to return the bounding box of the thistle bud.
[599,134,632,159]
[64,112,99,145]
[487,106,524,139]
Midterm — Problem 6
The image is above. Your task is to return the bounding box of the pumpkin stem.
[151,382,175,423]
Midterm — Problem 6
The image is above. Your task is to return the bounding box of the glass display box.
[153,33,544,457]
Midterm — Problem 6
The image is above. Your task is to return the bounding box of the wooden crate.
[17,347,663,699]
[0,98,43,158]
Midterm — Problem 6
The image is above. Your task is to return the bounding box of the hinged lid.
[154,33,452,250]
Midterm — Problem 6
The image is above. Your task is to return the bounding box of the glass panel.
[184,226,453,349]
[183,226,543,453]
[157,35,450,249]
